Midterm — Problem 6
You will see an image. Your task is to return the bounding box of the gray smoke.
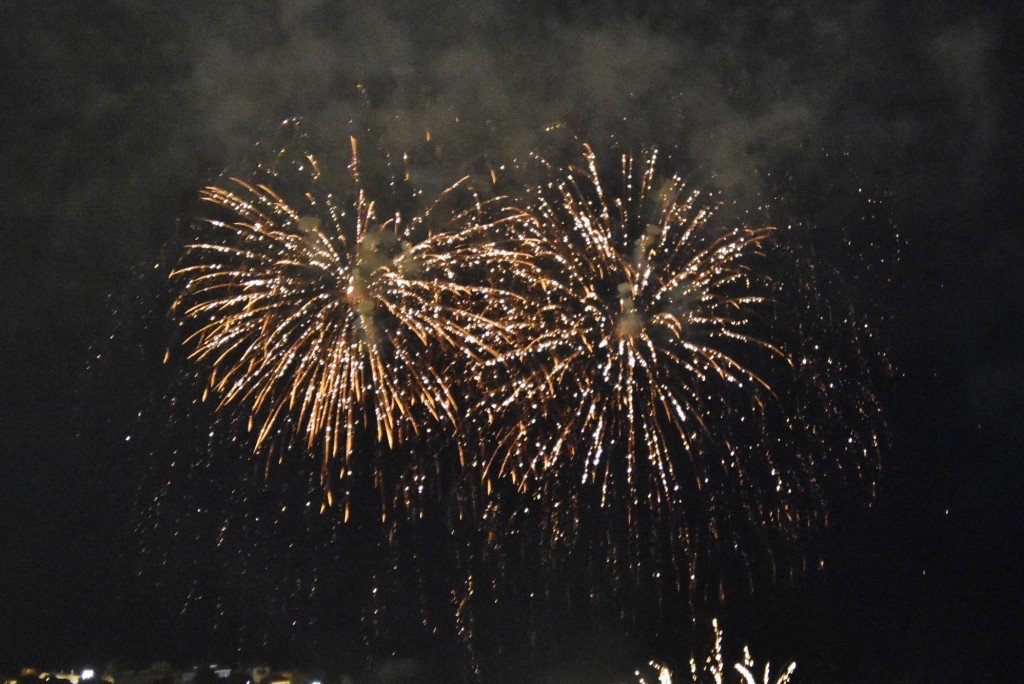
[3,2,1007,262]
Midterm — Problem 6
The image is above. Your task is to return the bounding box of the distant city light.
[81,670,95,680]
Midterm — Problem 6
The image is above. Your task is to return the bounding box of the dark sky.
[1,1,1022,682]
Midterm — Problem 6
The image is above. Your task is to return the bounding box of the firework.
[465,144,885,596]
[482,145,778,495]
[638,619,796,684]
[170,121,521,507]
[165,128,888,658]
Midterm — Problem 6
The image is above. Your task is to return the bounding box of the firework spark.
[171,121,520,507]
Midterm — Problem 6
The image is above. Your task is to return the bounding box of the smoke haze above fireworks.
[2,1,1005,260]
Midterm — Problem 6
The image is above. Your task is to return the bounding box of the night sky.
[2,1,1022,682]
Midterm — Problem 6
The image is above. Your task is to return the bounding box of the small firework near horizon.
[638,618,796,684]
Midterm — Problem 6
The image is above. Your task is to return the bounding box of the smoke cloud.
[3,1,1008,263]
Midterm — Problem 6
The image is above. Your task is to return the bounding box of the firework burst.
[464,144,884,596]
[170,121,521,508]
[483,145,779,497]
